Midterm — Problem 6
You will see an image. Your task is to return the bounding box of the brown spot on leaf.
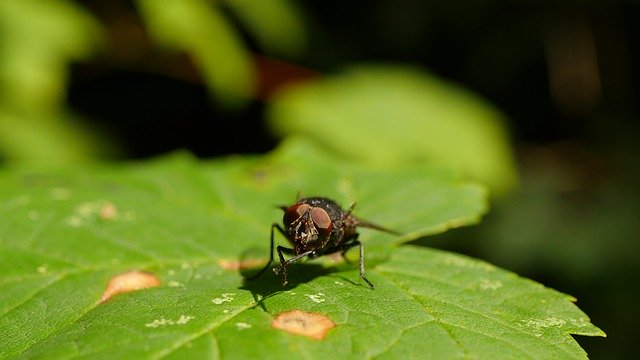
[99,202,118,220]
[217,258,267,271]
[100,270,161,303]
[271,310,335,340]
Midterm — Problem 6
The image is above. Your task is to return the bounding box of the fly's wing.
[345,202,401,236]
[354,217,402,236]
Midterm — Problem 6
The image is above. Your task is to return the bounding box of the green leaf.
[0,0,103,111]
[0,140,602,359]
[0,1,106,162]
[224,0,307,57]
[267,65,519,196]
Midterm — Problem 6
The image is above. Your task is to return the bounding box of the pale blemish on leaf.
[66,215,82,228]
[442,253,496,271]
[236,322,252,330]
[36,265,48,274]
[217,258,267,271]
[65,200,123,227]
[100,270,161,303]
[50,188,71,200]
[521,317,567,337]
[306,293,326,303]
[77,201,101,217]
[479,278,503,290]
[212,293,235,305]
[167,281,183,287]
[8,195,30,207]
[271,310,335,340]
[569,317,592,328]
[176,315,194,324]
[145,315,194,328]
[99,202,118,220]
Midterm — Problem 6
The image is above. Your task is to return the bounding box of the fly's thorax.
[340,213,360,238]
[298,197,343,222]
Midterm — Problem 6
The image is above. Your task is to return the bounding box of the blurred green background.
[1,0,637,357]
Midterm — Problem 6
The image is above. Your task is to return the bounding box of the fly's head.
[282,202,333,251]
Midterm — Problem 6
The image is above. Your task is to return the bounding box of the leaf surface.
[0,140,602,359]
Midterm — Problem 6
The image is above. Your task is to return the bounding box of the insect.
[249,196,399,288]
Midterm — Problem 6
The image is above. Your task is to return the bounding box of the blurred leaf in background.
[267,65,518,196]
[136,0,254,106]
[0,0,106,163]
[0,0,308,163]
[136,0,307,106]
[223,0,307,58]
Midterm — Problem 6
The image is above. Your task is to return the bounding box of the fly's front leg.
[274,247,315,286]
[248,223,285,281]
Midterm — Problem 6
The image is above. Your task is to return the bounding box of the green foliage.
[224,0,307,57]
[0,0,307,162]
[135,0,308,105]
[267,66,519,196]
[0,140,602,359]
[0,0,101,112]
[0,0,105,163]
[136,0,254,105]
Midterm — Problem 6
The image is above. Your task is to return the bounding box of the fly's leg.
[338,235,373,288]
[273,247,314,286]
[356,240,374,288]
[248,223,285,281]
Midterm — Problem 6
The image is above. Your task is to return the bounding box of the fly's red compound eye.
[310,207,333,236]
[283,203,311,226]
